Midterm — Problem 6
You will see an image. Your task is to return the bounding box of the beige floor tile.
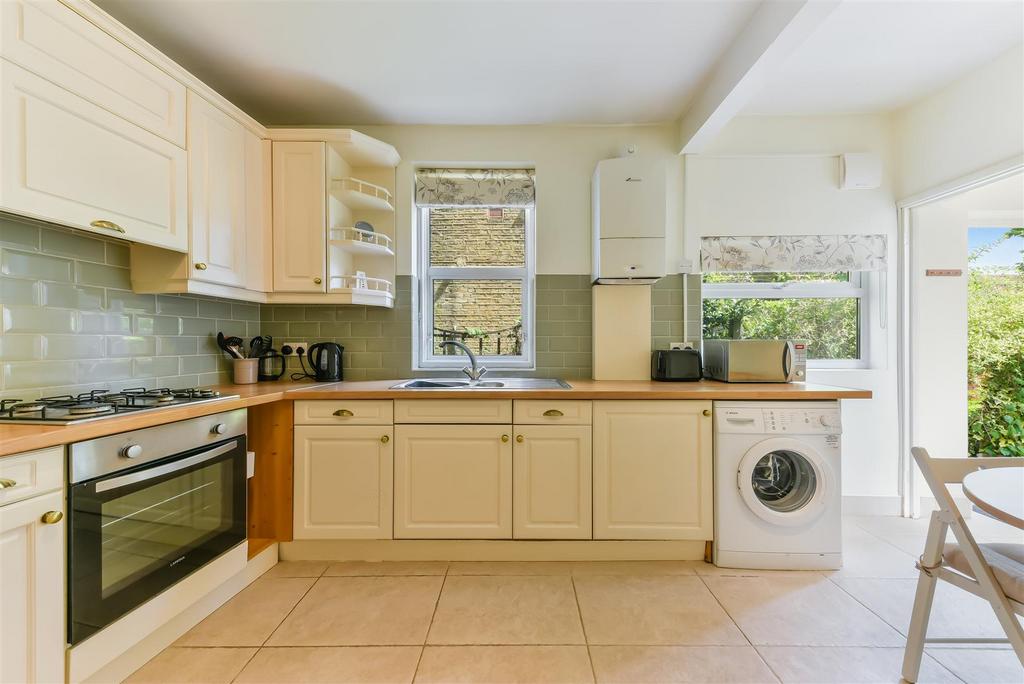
[234,646,421,683]
[829,528,920,579]
[123,647,256,683]
[571,561,697,576]
[703,575,905,646]
[574,575,746,646]
[175,577,314,647]
[262,560,329,578]
[830,577,1012,640]
[692,563,827,578]
[324,560,448,576]
[266,576,442,646]
[447,561,574,576]
[590,645,778,683]
[427,576,585,645]
[415,645,593,683]
[926,647,1024,684]
[757,646,960,683]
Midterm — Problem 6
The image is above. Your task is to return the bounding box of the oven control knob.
[212,423,228,435]
[121,444,143,459]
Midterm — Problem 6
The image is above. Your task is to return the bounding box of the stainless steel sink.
[391,378,571,390]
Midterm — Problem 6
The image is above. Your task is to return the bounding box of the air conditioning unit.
[592,155,666,284]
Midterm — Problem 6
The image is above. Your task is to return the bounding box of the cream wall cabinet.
[394,424,513,539]
[513,425,592,539]
[272,141,327,292]
[293,425,394,539]
[244,134,273,293]
[0,60,187,251]
[593,400,713,540]
[0,463,64,684]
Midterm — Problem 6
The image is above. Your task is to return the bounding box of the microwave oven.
[702,339,807,383]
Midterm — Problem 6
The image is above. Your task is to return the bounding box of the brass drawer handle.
[543,409,564,417]
[333,409,354,417]
[516,435,524,443]
[501,434,510,443]
[90,219,126,234]
[194,262,208,270]
[0,478,17,489]
[380,435,390,444]
[703,409,711,417]
[313,277,323,285]
[41,511,63,525]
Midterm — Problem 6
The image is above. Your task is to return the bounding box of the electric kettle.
[257,350,286,381]
[307,342,344,382]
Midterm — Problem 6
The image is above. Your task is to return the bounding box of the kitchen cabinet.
[293,425,393,539]
[187,92,247,287]
[272,141,327,292]
[513,425,592,539]
[394,424,513,539]
[593,400,713,540]
[0,447,64,684]
[0,60,187,251]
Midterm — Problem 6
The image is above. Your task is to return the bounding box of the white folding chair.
[902,447,1024,682]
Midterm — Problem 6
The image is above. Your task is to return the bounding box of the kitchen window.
[415,169,536,370]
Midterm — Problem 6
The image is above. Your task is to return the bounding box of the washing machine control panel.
[718,407,842,435]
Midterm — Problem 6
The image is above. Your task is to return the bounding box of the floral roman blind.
[700,234,887,273]
[415,168,535,207]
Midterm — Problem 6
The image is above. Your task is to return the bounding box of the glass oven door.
[68,437,246,644]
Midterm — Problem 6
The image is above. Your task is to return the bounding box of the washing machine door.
[736,437,834,527]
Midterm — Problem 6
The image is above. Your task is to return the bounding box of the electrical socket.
[670,341,696,350]
[281,341,308,356]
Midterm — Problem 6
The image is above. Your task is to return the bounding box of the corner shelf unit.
[329,226,394,256]
[331,178,394,212]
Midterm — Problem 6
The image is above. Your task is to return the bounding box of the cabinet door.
[513,425,592,539]
[244,135,272,293]
[272,141,326,292]
[188,92,246,286]
[394,425,512,539]
[0,61,187,251]
[593,401,712,540]
[0,491,64,684]
[293,425,393,539]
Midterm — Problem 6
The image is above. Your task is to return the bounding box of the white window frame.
[701,272,870,369]
[415,205,536,371]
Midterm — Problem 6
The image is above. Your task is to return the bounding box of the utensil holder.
[233,358,258,385]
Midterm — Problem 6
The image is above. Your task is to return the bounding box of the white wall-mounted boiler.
[592,155,667,284]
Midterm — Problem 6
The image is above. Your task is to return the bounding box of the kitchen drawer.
[294,400,393,425]
[0,0,186,146]
[0,446,63,507]
[514,400,592,425]
[394,399,512,424]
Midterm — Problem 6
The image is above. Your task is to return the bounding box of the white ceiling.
[93,0,760,126]
[744,0,1024,115]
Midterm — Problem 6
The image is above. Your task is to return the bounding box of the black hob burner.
[0,387,234,424]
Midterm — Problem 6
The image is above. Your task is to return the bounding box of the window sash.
[416,207,536,370]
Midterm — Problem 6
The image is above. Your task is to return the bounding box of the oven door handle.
[95,440,239,493]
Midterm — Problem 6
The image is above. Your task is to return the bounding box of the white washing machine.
[713,401,843,570]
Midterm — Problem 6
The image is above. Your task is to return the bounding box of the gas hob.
[0,387,239,425]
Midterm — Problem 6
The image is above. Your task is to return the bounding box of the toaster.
[651,349,703,381]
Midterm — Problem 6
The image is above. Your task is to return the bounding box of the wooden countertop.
[0,379,870,457]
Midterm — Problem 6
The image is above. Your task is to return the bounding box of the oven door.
[68,437,246,645]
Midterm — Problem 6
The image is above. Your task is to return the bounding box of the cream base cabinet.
[513,425,592,539]
[0,490,64,684]
[394,425,512,539]
[0,60,187,251]
[293,425,393,539]
[593,401,713,540]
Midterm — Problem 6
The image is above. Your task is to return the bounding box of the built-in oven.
[67,409,247,645]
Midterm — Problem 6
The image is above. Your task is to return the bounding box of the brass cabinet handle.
[0,478,17,489]
[542,409,564,417]
[194,262,208,270]
[40,511,63,525]
[333,409,354,417]
[380,435,390,444]
[516,435,524,443]
[702,409,711,417]
[313,277,323,285]
[501,434,510,443]
[90,219,126,234]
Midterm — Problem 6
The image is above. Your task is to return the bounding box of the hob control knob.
[212,423,228,435]
[121,444,143,459]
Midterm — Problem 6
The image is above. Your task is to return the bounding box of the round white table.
[962,468,1024,530]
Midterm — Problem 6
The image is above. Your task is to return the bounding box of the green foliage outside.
[967,227,1024,457]
[702,272,860,359]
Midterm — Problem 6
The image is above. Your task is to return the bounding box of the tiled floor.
[124,515,1024,684]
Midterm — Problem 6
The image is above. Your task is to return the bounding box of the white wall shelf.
[329,226,394,256]
[332,177,394,212]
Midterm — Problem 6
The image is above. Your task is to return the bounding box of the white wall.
[684,114,900,501]
[350,124,684,276]
[894,45,1024,199]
